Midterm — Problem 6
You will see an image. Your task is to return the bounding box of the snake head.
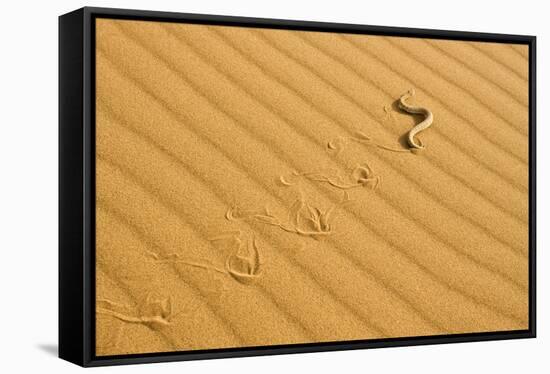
[399,88,416,108]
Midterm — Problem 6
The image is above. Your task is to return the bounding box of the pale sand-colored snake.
[398,89,433,149]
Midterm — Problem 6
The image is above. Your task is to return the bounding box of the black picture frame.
[59,6,537,367]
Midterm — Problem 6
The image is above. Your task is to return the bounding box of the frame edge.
[83,6,534,42]
[59,8,86,367]
[528,35,536,338]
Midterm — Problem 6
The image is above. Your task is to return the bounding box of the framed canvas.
[59,6,536,367]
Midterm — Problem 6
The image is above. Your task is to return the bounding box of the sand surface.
[94,18,529,356]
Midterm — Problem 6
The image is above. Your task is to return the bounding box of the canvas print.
[93,18,530,357]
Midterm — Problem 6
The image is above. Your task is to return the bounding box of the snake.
[398,89,433,149]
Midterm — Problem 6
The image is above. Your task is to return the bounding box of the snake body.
[398,89,433,149]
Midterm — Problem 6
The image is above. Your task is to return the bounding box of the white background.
[0,0,546,372]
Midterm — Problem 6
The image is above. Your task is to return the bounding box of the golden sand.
[94,18,529,356]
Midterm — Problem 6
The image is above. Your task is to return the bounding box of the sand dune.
[94,18,529,356]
